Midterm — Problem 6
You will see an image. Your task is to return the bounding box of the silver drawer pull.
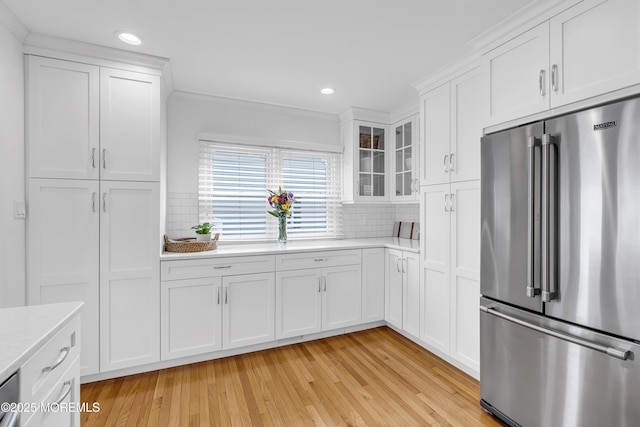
[53,381,73,405]
[481,306,631,361]
[314,258,328,262]
[42,347,70,373]
[213,265,232,269]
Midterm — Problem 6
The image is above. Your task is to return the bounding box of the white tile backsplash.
[166,192,199,238]
[395,203,420,223]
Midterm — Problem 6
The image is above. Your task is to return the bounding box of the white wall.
[167,92,341,194]
[0,8,26,308]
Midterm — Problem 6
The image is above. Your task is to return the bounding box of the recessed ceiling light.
[320,88,335,95]
[115,31,143,46]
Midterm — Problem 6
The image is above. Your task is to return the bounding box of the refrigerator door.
[481,122,543,312]
[544,98,640,341]
[480,298,640,427]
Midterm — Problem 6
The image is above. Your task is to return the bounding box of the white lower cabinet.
[385,249,419,337]
[223,273,275,349]
[361,248,385,323]
[420,181,480,373]
[160,261,275,360]
[276,264,362,339]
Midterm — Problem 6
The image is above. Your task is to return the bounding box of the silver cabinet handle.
[54,380,73,405]
[91,192,97,213]
[444,194,449,212]
[526,137,541,298]
[213,265,232,269]
[323,276,327,292]
[541,134,557,303]
[539,69,546,96]
[314,258,328,262]
[42,347,70,372]
[551,64,558,93]
[318,276,321,292]
[225,287,228,304]
[443,154,449,173]
[91,148,97,168]
[449,153,455,172]
[102,192,108,212]
[217,287,221,304]
[396,257,401,272]
[102,148,108,169]
[449,193,455,212]
[481,306,632,361]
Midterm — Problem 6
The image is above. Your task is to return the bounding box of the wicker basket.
[164,234,219,253]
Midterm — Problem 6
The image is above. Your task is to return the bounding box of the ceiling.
[4,0,535,115]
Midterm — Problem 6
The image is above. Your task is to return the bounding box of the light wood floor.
[80,327,502,426]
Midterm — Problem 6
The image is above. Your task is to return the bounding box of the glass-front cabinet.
[358,124,386,197]
[391,115,418,202]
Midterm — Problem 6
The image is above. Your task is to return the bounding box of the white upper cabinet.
[27,56,100,180]
[482,22,550,126]
[483,0,640,126]
[420,67,482,186]
[100,68,161,182]
[391,115,419,202]
[549,0,640,107]
[354,121,387,200]
[26,56,161,182]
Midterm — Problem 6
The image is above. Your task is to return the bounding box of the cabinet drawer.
[276,250,362,271]
[19,315,80,416]
[161,255,276,281]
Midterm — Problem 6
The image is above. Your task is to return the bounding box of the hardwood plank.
[81,327,502,426]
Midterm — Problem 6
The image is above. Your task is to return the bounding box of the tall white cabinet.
[26,54,163,376]
[415,64,482,375]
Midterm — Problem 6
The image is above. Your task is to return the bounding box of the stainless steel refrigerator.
[480,96,640,427]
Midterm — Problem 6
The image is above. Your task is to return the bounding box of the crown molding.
[171,90,339,122]
[338,107,390,126]
[0,2,29,41]
[412,53,480,95]
[23,33,169,75]
[468,0,581,54]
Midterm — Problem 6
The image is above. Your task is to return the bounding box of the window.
[199,142,343,240]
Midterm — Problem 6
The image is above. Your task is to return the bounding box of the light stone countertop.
[161,237,419,261]
[0,301,83,385]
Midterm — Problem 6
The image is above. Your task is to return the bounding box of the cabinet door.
[450,69,482,183]
[322,265,362,330]
[402,252,420,338]
[275,269,322,339]
[223,273,275,349]
[27,56,99,180]
[27,179,100,376]
[355,121,387,200]
[161,277,222,360]
[419,184,451,353]
[100,181,160,371]
[391,116,418,201]
[421,83,451,186]
[361,248,385,323]
[385,249,403,329]
[482,22,550,126]
[100,68,160,182]
[450,181,481,372]
[550,0,640,108]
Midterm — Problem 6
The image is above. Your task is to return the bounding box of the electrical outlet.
[14,200,26,219]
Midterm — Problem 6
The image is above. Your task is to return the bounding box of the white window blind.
[199,142,343,240]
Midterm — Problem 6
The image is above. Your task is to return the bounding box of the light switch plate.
[13,200,26,219]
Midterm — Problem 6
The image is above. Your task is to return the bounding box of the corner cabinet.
[342,118,388,203]
[390,115,419,202]
[483,0,640,126]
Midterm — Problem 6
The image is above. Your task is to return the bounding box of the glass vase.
[278,215,287,244]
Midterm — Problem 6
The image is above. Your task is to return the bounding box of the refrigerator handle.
[542,134,558,303]
[526,136,541,298]
[480,306,632,361]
